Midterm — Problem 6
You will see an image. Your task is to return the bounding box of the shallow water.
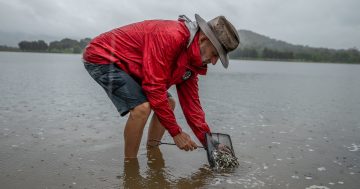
[0,52,359,188]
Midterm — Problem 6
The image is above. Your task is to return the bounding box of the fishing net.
[205,133,239,169]
[151,132,239,169]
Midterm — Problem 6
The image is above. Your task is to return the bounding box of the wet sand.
[1,52,360,188]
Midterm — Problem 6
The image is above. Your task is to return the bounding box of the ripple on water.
[347,143,360,151]
[305,185,330,189]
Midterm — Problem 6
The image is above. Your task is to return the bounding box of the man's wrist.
[169,127,182,137]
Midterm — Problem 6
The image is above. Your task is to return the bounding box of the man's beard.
[202,57,210,65]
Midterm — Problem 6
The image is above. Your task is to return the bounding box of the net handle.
[149,139,204,148]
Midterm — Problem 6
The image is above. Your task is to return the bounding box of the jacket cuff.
[168,126,182,137]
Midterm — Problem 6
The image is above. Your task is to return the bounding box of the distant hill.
[237,29,354,54]
[238,30,306,52]
[230,30,360,63]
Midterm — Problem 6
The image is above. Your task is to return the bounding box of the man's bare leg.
[147,97,176,147]
[124,102,151,158]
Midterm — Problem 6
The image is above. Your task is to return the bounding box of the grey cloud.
[0,0,359,49]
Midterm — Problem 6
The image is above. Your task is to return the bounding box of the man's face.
[199,38,219,66]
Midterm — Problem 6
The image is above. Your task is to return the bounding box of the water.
[0,51,359,188]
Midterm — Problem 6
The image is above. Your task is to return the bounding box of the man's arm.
[176,74,210,146]
[141,31,198,151]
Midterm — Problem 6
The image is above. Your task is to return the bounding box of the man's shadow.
[122,147,214,189]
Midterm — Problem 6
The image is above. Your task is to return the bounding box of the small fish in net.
[211,144,239,169]
[205,133,239,169]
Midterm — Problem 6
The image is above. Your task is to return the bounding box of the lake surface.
[0,51,359,189]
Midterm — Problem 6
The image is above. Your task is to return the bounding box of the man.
[83,14,240,158]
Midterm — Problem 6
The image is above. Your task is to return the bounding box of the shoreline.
[1,50,359,64]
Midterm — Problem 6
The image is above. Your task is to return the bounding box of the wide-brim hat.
[195,14,240,68]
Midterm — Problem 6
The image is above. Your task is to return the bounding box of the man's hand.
[173,132,198,151]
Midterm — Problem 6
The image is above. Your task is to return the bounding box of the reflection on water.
[122,147,213,189]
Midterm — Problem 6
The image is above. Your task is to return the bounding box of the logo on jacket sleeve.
[182,70,192,81]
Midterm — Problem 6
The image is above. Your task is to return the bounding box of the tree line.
[1,37,359,63]
[0,45,20,52]
[16,38,91,53]
[229,47,360,63]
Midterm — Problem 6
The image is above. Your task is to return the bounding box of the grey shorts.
[84,62,171,116]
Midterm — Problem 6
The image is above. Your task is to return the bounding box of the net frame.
[205,132,235,167]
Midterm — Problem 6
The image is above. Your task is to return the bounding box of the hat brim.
[195,14,229,68]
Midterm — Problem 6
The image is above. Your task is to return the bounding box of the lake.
[0,51,359,189]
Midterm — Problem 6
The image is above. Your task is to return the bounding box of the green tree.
[49,38,81,53]
[73,46,82,53]
[59,38,79,49]
[18,40,48,52]
[48,41,62,52]
[240,48,258,58]
[79,38,92,49]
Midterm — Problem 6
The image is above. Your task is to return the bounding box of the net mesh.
[205,133,239,169]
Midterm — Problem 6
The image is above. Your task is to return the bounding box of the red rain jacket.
[83,19,210,145]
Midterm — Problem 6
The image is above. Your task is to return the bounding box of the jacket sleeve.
[141,32,183,137]
[176,74,210,145]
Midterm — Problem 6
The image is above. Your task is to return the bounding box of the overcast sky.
[1,0,359,49]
